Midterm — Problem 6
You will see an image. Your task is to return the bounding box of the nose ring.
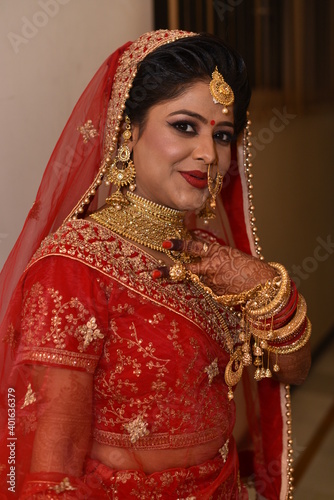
[207,164,224,209]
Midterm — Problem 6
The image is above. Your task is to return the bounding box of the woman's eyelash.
[169,121,235,142]
[171,121,196,133]
[214,131,234,143]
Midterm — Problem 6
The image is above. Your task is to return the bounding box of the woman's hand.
[155,239,312,387]
[157,239,277,295]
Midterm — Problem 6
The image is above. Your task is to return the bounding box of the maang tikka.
[105,115,136,209]
[209,66,234,114]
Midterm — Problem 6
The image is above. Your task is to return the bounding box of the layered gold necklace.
[90,191,191,261]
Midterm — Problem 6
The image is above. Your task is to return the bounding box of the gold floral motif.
[204,358,219,385]
[50,477,76,493]
[77,119,98,143]
[116,471,133,484]
[167,320,185,357]
[219,438,229,463]
[146,312,165,325]
[97,278,113,300]
[160,472,174,487]
[21,282,48,346]
[18,412,37,435]
[21,383,37,409]
[95,317,170,435]
[19,282,105,358]
[3,324,17,349]
[80,317,104,349]
[123,415,149,443]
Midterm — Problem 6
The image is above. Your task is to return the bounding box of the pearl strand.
[244,114,263,260]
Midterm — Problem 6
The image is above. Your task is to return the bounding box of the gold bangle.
[203,266,282,308]
[267,317,312,355]
[215,282,264,306]
[250,294,307,342]
[246,262,290,318]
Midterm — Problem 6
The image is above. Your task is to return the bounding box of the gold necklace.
[90,191,191,261]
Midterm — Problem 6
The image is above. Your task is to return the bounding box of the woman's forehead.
[147,81,234,124]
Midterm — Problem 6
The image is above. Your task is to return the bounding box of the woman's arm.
[156,239,311,386]
[16,365,97,498]
[270,343,311,385]
[30,366,93,476]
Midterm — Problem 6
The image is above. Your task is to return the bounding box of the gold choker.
[90,192,191,259]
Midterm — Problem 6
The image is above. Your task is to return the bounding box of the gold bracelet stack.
[243,264,309,379]
[250,294,307,342]
[184,261,311,384]
[266,318,312,355]
[245,263,291,318]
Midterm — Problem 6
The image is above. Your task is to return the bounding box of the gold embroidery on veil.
[78,120,99,144]
[21,383,37,409]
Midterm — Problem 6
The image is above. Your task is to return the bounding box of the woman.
[0,30,310,499]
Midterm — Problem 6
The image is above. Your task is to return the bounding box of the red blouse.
[15,220,241,453]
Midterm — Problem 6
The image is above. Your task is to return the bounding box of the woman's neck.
[90,191,191,262]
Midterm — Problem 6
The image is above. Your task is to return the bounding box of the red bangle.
[268,317,308,346]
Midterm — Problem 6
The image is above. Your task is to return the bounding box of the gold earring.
[198,164,223,223]
[198,198,216,223]
[106,115,136,209]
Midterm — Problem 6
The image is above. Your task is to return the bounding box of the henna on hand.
[162,239,277,295]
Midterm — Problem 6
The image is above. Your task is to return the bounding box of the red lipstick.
[180,170,208,189]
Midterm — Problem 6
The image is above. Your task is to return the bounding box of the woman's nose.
[192,134,217,165]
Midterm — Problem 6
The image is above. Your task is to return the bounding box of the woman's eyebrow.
[167,109,234,128]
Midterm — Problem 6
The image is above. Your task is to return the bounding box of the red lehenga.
[0,30,292,499]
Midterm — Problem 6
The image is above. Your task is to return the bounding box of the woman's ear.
[128,123,140,153]
[118,117,139,153]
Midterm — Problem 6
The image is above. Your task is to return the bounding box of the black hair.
[125,33,251,137]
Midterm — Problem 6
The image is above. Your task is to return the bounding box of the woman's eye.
[172,122,196,133]
[214,131,234,144]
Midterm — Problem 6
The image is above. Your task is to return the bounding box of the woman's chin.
[171,195,208,213]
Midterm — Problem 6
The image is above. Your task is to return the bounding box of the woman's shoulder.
[28,218,118,268]
[27,218,154,278]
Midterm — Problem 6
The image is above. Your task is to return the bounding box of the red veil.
[0,30,292,499]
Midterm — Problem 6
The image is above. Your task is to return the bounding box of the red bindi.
[210,120,215,126]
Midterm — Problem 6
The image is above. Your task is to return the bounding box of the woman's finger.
[186,261,204,276]
[152,263,188,282]
[151,266,169,280]
[162,239,210,257]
